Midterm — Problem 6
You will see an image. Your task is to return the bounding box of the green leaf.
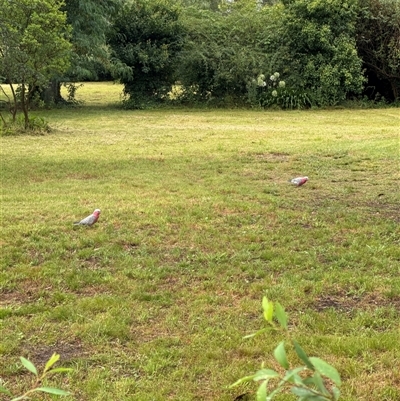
[20,357,37,375]
[34,387,70,396]
[332,386,341,401]
[256,380,267,401]
[243,327,269,339]
[47,367,73,374]
[291,387,329,400]
[44,353,60,373]
[293,340,314,370]
[290,373,305,386]
[10,396,29,401]
[291,387,317,397]
[262,297,274,323]
[309,357,341,387]
[273,341,289,369]
[229,375,256,388]
[274,302,288,329]
[283,367,305,383]
[266,386,283,401]
[312,372,330,396]
[0,385,12,396]
[253,368,279,381]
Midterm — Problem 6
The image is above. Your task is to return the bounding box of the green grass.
[1,82,400,400]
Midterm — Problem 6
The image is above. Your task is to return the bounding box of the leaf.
[0,385,12,396]
[256,380,267,401]
[44,353,60,373]
[293,340,314,370]
[243,327,269,339]
[229,375,256,388]
[47,367,73,374]
[20,357,37,375]
[309,357,342,387]
[332,386,341,401]
[283,367,305,383]
[312,372,330,396]
[291,387,317,397]
[266,386,283,401]
[273,341,289,369]
[34,387,70,396]
[274,302,288,329]
[290,373,305,386]
[10,396,29,401]
[262,297,274,323]
[253,368,279,382]
[291,387,329,400]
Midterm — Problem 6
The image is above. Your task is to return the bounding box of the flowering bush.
[247,72,311,109]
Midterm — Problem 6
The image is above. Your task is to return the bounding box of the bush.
[248,72,312,109]
[108,0,186,109]
[277,0,365,106]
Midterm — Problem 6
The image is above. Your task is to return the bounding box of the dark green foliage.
[0,0,71,129]
[175,3,284,106]
[356,0,400,101]
[108,0,186,108]
[278,0,365,106]
[64,0,120,81]
[8,0,392,108]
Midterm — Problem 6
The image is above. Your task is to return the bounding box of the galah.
[74,209,101,226]
[290,176,308,186]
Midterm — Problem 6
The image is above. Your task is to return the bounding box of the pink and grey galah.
[74,209,101,226]
[290,176,309,186]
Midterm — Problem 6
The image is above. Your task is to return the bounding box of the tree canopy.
[0,0,71,128]
[356,0,400,101]
[108,0,186,108]
[1,0,399,121]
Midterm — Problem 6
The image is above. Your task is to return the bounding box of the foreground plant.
[0,353,72,400]
[231,298,341,401]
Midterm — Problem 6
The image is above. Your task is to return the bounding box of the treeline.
[1,0,400,113]
[108,0,400,108]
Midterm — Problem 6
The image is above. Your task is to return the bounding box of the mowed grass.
[1,82,400,401]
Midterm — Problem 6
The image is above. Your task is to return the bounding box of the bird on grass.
[74,209,101,226]
[290,176,309,186]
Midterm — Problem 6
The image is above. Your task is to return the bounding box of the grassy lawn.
[1,82,399,400]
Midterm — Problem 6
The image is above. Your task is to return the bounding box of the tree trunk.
[390,79,399,101]
[30,79,65,106]
[41,79,64,104]
[20,83,30,130]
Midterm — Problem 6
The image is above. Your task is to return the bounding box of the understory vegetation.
[0,83,399,400]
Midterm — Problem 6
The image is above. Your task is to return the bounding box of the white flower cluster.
[270,72,280,81]
[257,74,267,87]
[255,72,285,95]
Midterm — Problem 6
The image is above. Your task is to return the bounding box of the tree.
[176,1,284,105]
[356,0,400,101]
[278,0,365,106]
[36,0,121,105]
[108,0,186,108]
[0,0,71,129]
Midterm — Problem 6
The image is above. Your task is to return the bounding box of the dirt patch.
[253,152,290,163]
[313,292,400,313]
[0,281,44,306]
[23,339,86,366]
[366,201,400,223]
